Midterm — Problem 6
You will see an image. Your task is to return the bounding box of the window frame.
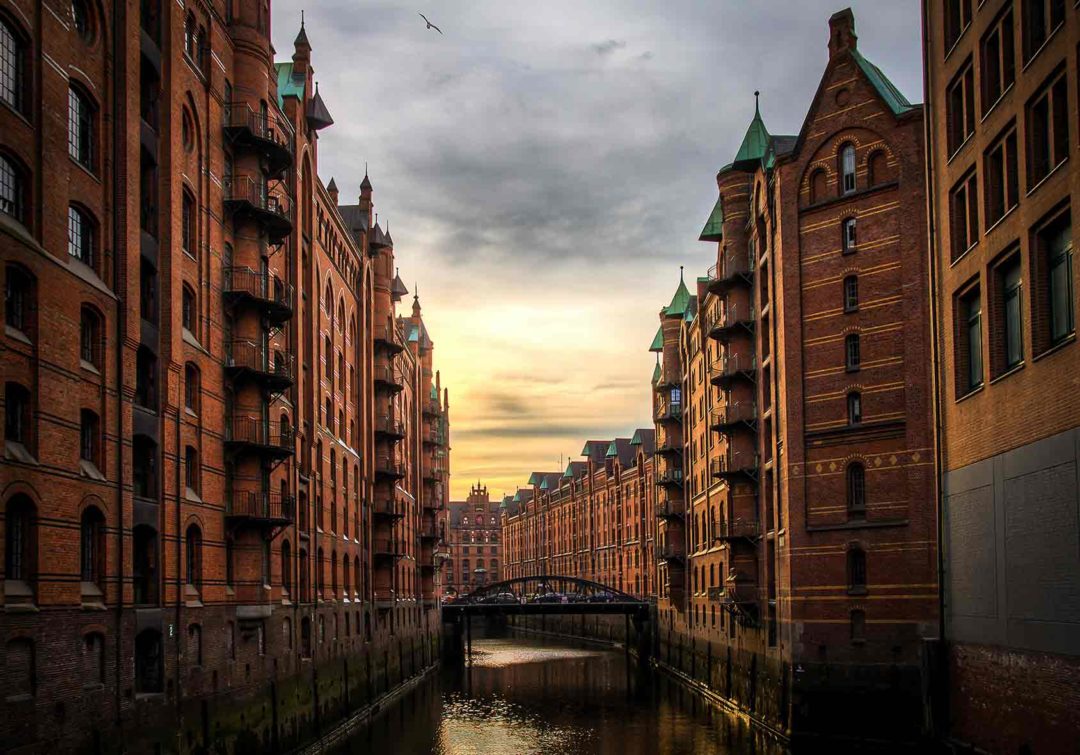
[1025,65,1070,191]
[845,333,861,372]
[67,204,96,271]
[950,170,980,261]
[844,275,859,312]
[946,59,976,157]
[842,217,857,255]
[840,143,857,196]
[980,6,1015,116]
[984,123,1019,228]
[67,83,96,171]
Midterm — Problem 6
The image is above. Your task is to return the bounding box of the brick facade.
[439,483,502,597]
[0,1,449,751]
[923,2,1080,752]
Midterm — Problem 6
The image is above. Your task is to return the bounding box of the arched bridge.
[441,575,651,621]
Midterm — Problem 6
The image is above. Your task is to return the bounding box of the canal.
[332,633,785,755]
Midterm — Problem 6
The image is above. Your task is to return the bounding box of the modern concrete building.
[0,1,449,751]
[922,1,1080,751]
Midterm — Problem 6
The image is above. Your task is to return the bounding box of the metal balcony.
[419,521,443,542]
[710,450,760,482]
[373,364,405,392]
[223,102,295,179]
[654,369,679,390]
[706,252,754,294]
[223,176,293,244]
[374,324,405,354]
[655,499,685,519]
[373,540,403,561]
[226,490,295,529]
[225,417,295,460]
[657,542,686,563]
[713,518,761,543]
[654,401,683,423]
[374,456,406,480]
[372,496,405,520]
[225,340,294,392]
[709,401,758,433]
[222,267,294,324]
[706,304,755,341]
[709,353,757,387]
[374,414,406,440]
[656,467,684,488]
[654,434,681,456]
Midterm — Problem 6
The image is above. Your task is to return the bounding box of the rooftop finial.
[301,9,305,28]
[679,264,684,282]
[754,90,760,114]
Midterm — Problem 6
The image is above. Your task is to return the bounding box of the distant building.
[500,430,657,599]
[922,1,1080,751]
[441,483,502,596]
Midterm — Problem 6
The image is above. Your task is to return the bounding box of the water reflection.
[337,636,782,755]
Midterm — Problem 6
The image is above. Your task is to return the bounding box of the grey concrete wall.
[944,426,1080,656]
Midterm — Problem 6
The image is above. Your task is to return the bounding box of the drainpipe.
[111,0,126,728]
[920,0,949,734]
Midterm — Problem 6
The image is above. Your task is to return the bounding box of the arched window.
[80,506,104,587]
[847,391,862,425]
[135,347,157,409]
[840,143,856,195]
[846,463,866,516]
[187,623,202,666]
[868,150,890,186]
[0,153,26,223]
[132,434,157,498]
[337,300,344,331]
[4,495,36,591]
[0,17,28,113]
[847,547,867,593]
[845,334,861,371]
[5,382,32,450]
[71,0,93,42]
[181,190,195,255]
[134,629,163,693]
[183,13,196,59]
[280,540,292,595]
[331,549,339,597]
[184,524,201,588]
[132,524,158,604]
[68,205,96,268]
[80,305,102,368]
[5,637,34,697]
[354,555,361,597]
[80,409,100,468]
[181,283,196,335]
[809,168,827,204]
[184,445,199,493]
[5,264,33,336]
[841,217,857,254]
[81,632,105,685]
[67,84,95,169]
[184,363,200,413]
[843,275,859,312]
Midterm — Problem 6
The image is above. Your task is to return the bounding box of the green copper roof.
[851,49,916,116]
[630,429,644,446]
[275,62,306,109]
[664,270,691,317]
[581,441,595,456]
[563,462,573,479]
[651,362,661,384]
[733,94,770,167]
[649,325,664,352]
[527,472,543,486]
[539,477,551,490]
[606,441,618,458]
[699,196,724,242]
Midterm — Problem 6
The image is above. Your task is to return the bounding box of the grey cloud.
[592,39,626,56]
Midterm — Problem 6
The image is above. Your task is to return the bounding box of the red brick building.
[440,483,502,598]
[0,1,449,751]
[654,10,938,739]
[501,430,656,599]
[922,1,1080,752]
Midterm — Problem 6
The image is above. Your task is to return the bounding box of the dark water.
[334,635,785,755]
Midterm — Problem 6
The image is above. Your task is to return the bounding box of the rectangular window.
[842,217,857,254]
[1021,0,1065,64]
[846,335,861,372]
[182,193,194,254]
[847,393,862,425]
[980,8,1015,114]
[958,286,984,394]
[1026,68,1070,188]
[68,87,93,168]
[999,257,1024,370]
[947,60,975,156]
[944,0,972,52]
[984,125,1018,227]
[1034,209,1075,350]
[80,410,98,463]
[950,171,979,260]
[844,276,859,312]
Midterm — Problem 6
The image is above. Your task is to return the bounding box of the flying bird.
[418,12,443,34]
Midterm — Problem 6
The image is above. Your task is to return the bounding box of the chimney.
[828,8,857,59]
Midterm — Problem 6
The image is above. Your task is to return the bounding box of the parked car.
[532,592,565,604]
[564,593,587,604]
[586,592,615,603]
[480,592,519,605]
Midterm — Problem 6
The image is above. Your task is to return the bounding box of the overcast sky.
[272,1,924,499]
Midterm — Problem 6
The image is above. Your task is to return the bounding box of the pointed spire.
[326,176,339,204]
[733,91,771,168]
[360,166,372,191]
[665,267,691,317]
[294,10,311,50]
[307,81,334,130]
